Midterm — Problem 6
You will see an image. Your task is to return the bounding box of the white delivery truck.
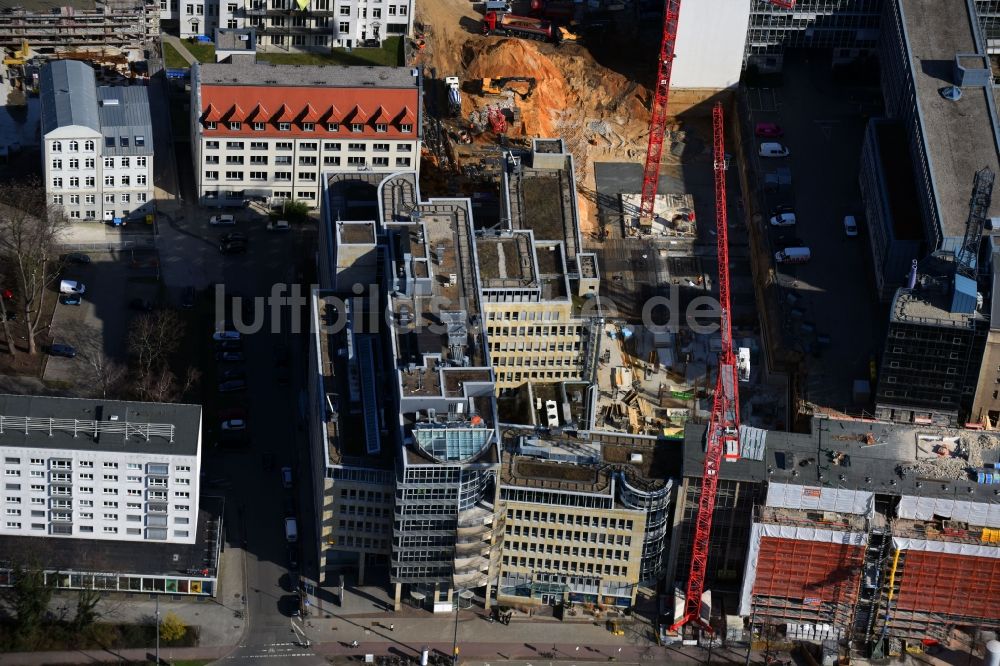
[775,247,811,264]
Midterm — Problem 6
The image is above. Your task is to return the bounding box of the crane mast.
[669,102,741,633]
[638,0,681,224]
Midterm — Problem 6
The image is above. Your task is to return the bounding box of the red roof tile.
[202,104,223,122]
[395,106,416,125]
[271,104,296,123]
[368,105,389,123]
[224,104,245,122]
[199,85,420,139]
[299,104,321,122]
[246,103,269,121]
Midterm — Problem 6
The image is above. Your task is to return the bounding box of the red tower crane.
[669,102,741,634]
[637,0,681,224]
[638,0,795,224]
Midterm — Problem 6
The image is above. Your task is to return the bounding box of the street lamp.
[155,595,160,665]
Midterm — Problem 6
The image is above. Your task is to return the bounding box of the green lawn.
[162,42,190,69]
[183,40,217,63]
[257,36,404,67]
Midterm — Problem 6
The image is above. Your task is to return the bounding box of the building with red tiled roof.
[190,62,422,208]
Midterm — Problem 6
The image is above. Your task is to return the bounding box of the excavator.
[479,77,537,100]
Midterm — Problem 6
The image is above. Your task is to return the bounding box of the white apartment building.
[190,61,421,207]
[39,60,155,224]
[163,0,412,49]
[0,395,202,545]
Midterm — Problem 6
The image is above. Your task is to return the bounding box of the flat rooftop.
[684,418,1000,503]
[0,496,222,577]
[890,283,986,328]
[216,28,256,53]
[0,394,200,457]
[476,234,536,287]
[198,62,418,88]
[500,425,675,494]
[901,0,1000,240]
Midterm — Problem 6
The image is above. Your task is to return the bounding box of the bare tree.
[84,349,128,399]
[0,262,18,357]
[126,309,182,381]
[0,181,68,355]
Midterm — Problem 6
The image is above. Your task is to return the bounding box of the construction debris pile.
[901,431,1000,479]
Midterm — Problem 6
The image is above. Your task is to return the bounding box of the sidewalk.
[161,34,198,66]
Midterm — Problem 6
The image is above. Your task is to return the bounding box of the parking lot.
[44,251,160,387]
[745,51,886,410]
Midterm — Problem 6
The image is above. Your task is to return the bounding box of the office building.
[40,60,155,224]
[478,140,601,391]
[678,419,1000,651]
[497,426,672,608]
[311,170,502,610]
[162,0,412,49]
[0,0,159,54]
[190,61,421,208]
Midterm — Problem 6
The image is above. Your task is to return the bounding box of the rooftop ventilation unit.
[940,86,963,101]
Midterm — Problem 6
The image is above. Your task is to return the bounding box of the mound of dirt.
[460,37,650,176]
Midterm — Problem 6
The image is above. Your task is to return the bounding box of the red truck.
[482,11,560,42]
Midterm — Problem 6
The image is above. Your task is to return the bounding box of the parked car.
[843,215,859,237]
[63,252,92,265]
[181,286,196,309]
[220,407,247,421]
[220,368,246,381]
[209,214,236,226]
[284,517,298,543]
[759,142,790,158]
[287,545,300,571]
[59,294,82,306]
[221,232,247,244]
[266,220,291,232]
[220,240,247,255]
[215,351,246,362]
[218,379,248,393]
[213,330,241,342]
[281,466,293,489]
[129,298,155,312]
[59,280,85,295]
[215,339,242,351]
[221,418,247,431]
[770,204,794,218]
[46,343,76,358]
[769,213,797,227]
[754,122,784,138]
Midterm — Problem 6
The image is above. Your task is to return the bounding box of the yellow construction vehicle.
[4,40,29,66]
[480,76,537,100]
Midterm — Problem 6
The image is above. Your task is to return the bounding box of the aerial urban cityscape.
[0,0,998,665]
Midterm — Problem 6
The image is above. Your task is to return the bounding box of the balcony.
[454,540,491,557]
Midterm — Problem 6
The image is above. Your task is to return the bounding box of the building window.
[121,175,130,186]
[205,171,219,180]
[52,178,62,188]
[137,174,147,185]
[104,175,114,186]
[401,123,413,133]
[395,157,411,167]
[226,141,244,150]
[253,122,265,131]
[372,157,389,167]
[347,156,366,166]
[136,136,145,147]
[84,140,94,151]
[137,193,147,203]
[85,158,94,168]
[69,194,79,204]
[52,195,63,205]
[327,123,339,133]
[230,122,242,131]
[121,157,130,168]
[206,121,217,130]
[69,141,78,151]
[225,171,244,181]
[351,123,363,133]
[104,194,115,204]
[323,156,341,166]
[278,122,291,132]
[303,122,315,132]
[206,140,220,149]
[52,159,62,169]
[51,141,61,152]
[85,195,95,204]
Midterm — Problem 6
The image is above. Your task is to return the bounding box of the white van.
[59,280,86,295]
[775,247,811,264]
[759,142,790,158]
[284,517,298,543]
[209,214,236,226]
[484,0,511,11]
